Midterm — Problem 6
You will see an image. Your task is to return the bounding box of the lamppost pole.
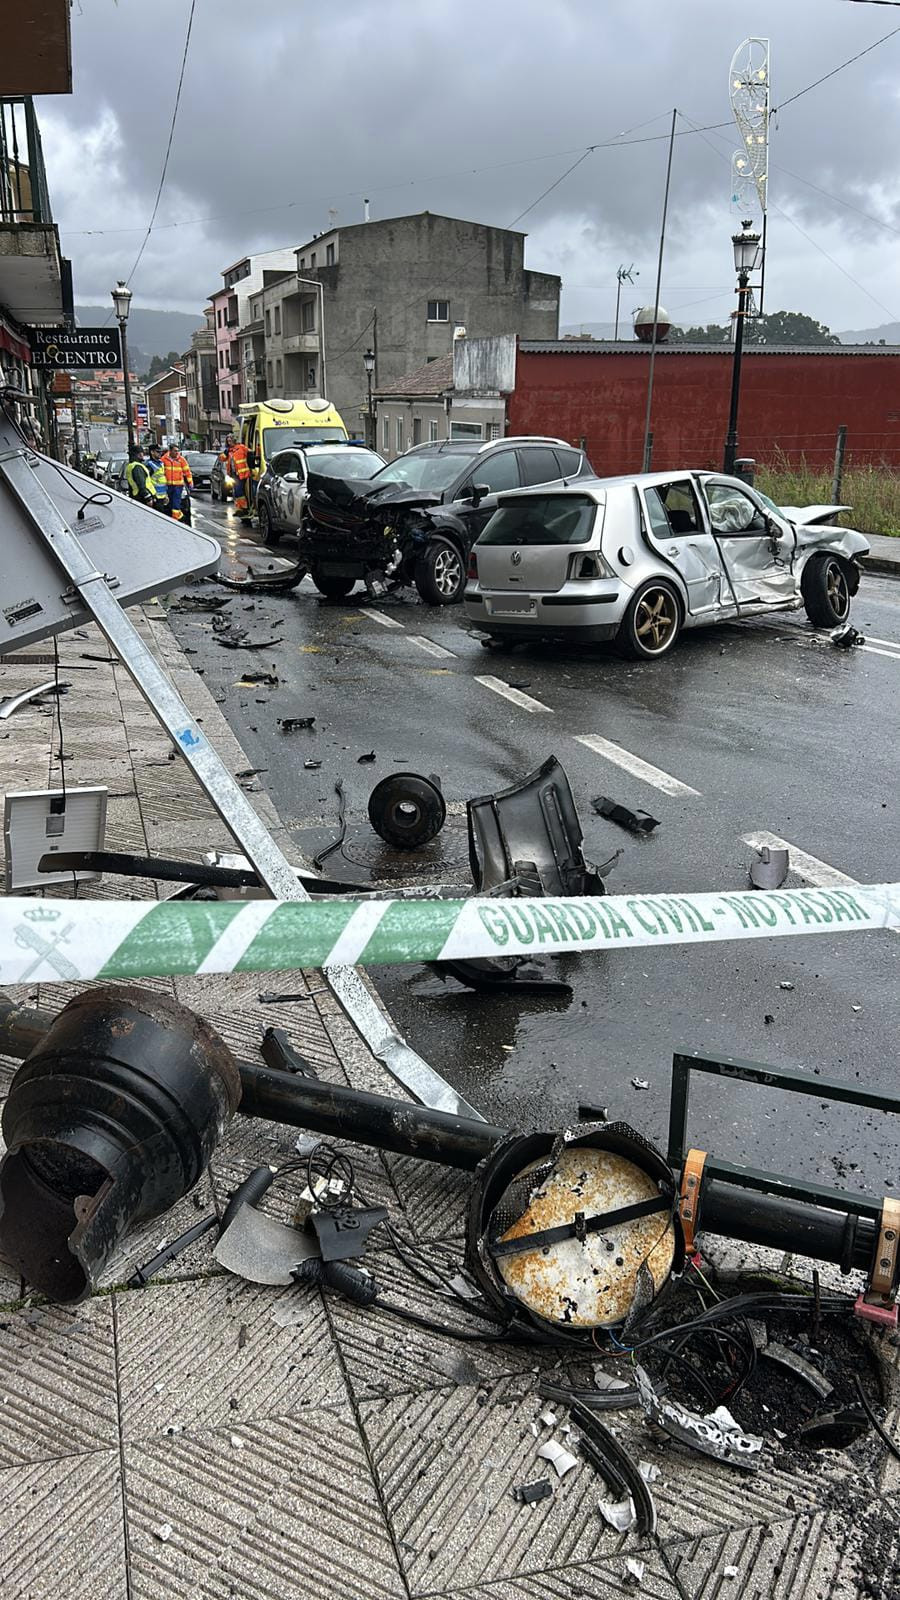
[723,221,761,475]
[111,280,135,454]
[363,347,375,448]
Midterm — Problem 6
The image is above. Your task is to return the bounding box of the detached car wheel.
[311,569,355,599]
[617,580,682,660]
[415,537,466,605]
[801,555,852,627]
[257,500,278,546]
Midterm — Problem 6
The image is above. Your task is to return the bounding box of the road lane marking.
[860,644,900,662]
[574,734,700,796]
[360,608,404,630]
[476,675,553,713]
[742,831,858,889]
[409,635,457,659]
[860,634,900,649]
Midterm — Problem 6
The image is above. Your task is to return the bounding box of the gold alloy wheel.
[826,560,850,618]
[634,586,679,653]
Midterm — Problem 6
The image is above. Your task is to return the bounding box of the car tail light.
[569,552,610,580]
[467,551,478,580]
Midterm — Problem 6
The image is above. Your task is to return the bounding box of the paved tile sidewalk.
[0,606,897,1599]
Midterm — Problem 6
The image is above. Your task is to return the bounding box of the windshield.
[262,426,346,455]
[479,494,599,546]
[305,448,384,479]
[184,452,217,470]
[368,448,479,494]
[755,489,781,516]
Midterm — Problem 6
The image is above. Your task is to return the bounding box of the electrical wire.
[773,23,900,112]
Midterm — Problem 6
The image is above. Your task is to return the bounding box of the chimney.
[363,197,370,223]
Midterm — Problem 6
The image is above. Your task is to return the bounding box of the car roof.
[398,436,574,458]
[493,468,753,502]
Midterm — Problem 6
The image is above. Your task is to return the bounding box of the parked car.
[103,453,128,489]
[257,443,385,545]
[210,454,233,501]
[463,470,869,658]
[301,437,592,603]
[183,450,217,494]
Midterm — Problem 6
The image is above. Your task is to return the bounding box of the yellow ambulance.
[238,397,349,481]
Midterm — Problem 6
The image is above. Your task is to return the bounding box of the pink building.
[209,250,297,434]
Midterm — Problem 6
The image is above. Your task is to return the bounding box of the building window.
[450,421,484,440]
[396,417,404,454]
[310,251,317,268]
[427,300,449,322]
[326,242,335,265]
[306,362,316,389]
[265,310,271,337]
[217,308,222,327]
[219,349,225,369]
[275,359,282,387]
[267,361,273,386]
[273,306,281,334]
[301,299,315,332]
[299,257,305,269]
[487,422,501,440]
[429,418,439,442]
[412,417,422,445]
[383,414,390,451]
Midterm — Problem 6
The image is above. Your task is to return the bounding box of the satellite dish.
[633,305,671,343]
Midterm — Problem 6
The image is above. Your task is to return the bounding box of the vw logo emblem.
[510,550,522,566]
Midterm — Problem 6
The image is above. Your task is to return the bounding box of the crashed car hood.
[360,485,443,512]
[794,521,870,559]
[781,503,853,526]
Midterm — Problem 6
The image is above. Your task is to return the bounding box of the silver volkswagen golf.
[463,470,870,658]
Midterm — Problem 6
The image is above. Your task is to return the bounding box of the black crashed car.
[301,436,593,603]
[256,442,385,547]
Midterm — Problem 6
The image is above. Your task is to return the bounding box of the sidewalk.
[0,605,897,1600]
[860,532,900,577]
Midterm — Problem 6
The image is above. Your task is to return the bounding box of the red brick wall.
[507,349,900,476]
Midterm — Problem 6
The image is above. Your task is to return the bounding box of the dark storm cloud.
[38,0,900,329]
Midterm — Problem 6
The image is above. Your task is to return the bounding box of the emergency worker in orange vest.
[224,434,251,513]
[162,441,193,521]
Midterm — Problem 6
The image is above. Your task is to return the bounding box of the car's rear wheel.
[801,555,851,627]
[617,580,682,660]
[415,537,466,605]
[311,569,355,599]
[257,500,279,546]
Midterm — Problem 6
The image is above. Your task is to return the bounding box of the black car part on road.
[367,772,446,849]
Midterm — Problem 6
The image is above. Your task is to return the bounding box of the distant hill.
[836,322,900,345]
[74,304,204,376]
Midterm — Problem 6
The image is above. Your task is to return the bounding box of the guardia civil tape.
[0,883,897,985]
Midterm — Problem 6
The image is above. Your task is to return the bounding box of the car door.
[269,451,296,527]
[283,453,307,530]
[639,480,724,616]
[454,448,521,539]
[702,479,796,606]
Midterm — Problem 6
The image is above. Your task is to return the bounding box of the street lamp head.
[732,221,761,276]
[363,347,376,375]
[111,281,133,323]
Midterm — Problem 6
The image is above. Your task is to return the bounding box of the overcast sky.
[37,0,900,334]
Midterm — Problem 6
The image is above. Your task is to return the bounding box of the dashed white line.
[860,644,900,663]
[475,675,553,713]
[360,608,405,630]
[409,635,457,659]
[859,634,900,650]
[574,734,700,797]
[742,830,858,889]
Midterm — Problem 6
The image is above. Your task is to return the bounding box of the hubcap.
[635,588,678,653]
[434,547,462,596]
[826,561,850,617]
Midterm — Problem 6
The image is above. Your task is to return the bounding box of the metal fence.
[0,97,52,225]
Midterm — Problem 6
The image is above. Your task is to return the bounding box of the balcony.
[0,97,64,323]
[282,331,319,355]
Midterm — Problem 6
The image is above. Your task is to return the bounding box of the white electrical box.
[4,785,108,891]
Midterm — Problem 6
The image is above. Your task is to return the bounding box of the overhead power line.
[773,22,900,111]
[125,0,197,286]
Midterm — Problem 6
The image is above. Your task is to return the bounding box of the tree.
[671,310,840,347]
[144,349,184,381]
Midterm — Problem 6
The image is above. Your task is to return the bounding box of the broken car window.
[656,481,703,535]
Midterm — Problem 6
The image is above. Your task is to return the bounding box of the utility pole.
[641,109,677,472]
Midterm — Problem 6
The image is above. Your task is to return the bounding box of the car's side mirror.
[466,482,490,506]
[283,471,300,484]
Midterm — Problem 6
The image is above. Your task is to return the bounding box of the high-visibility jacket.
[125,459,151,498]
[146,458,169,502]
[163,451,193,488]
[227,441,250,480]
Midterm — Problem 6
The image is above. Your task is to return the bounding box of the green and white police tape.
[1,883,897,985]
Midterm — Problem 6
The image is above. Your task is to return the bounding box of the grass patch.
[756,452,900,536]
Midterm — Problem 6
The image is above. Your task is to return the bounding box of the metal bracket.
[678,1147,707,1254]
[855,1196,900,1325]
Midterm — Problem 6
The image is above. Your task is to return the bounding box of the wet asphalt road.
[172,495,900,1194]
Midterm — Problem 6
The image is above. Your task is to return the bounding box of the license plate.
[488,595,536,616]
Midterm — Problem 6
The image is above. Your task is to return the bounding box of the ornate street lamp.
[363,346,376,448]
[723,221,761,474]
[111,280,136,454]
